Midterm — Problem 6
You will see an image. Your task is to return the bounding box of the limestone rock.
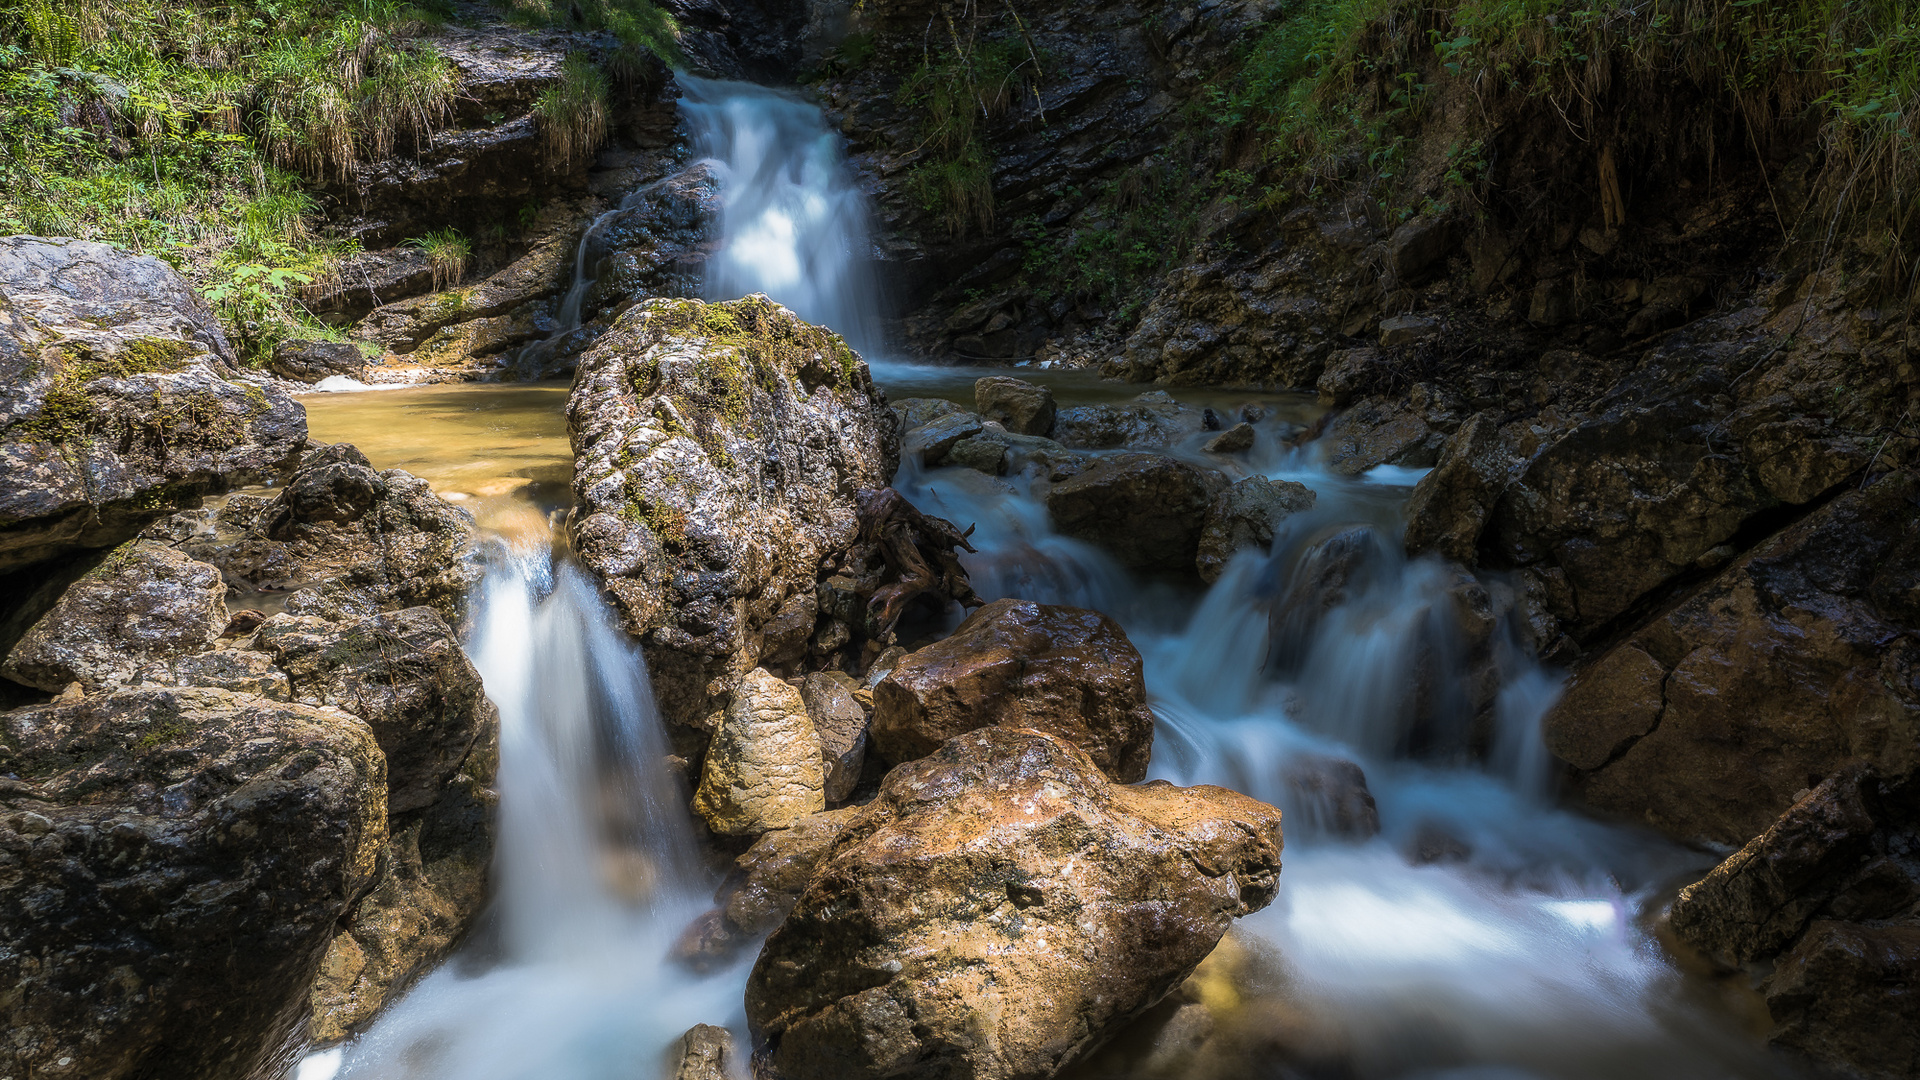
[270,339,366,383]
[890,397,969,431]
[567,296,897,730]
[0,239,305,574]
[1195,476,1317,583]
[1378,313,1438,346]
[1203,422,1256,454]
[1547,470,1920,844]
[178,443,481,626]
[1052,391,1207,450]
[1768,921,1920,1077]
[1402,411,1515,562]
[746,727,1284,1080]
[872,598,1155,782]
[975,375,1056,436]
[1384,216,1461,280]
[693,668,826,836]
[722,805,866,936]
[1279,755,1381,840]
[802,672,869,803]
[254,607,495,815]
[1319,398,1446,476]
[1045,453,1228,574]
[3,541,228,692]
[0,687,386,1080]
[669,1024,736,1080]
[903,409,984,465]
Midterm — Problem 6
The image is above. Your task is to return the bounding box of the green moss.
[135,720,191,751]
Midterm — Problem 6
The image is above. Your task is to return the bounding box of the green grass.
[897,15,1044,236]
[405,227,472,290]
[535,53,611,167]
[492,0,682,68]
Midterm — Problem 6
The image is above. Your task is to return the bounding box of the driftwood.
[850,487,982,636]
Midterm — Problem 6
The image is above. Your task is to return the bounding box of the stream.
[297,78,1796,1080]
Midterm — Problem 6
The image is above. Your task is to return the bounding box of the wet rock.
[567,296,897,731]
[902,409,984,465]
[975,375,1056,436]
[253,607,495,815]
[170,648,292,700]
[270,339,366,383]
[721,805,865,936]
[947,433,1011,474]
[693,668,826,837]
[1319,398,1446,476]
[1316,347,1384,407]
[0,687,386,1080]
[1548,470,1920,845]
[872,597,1155,782]
[1267,526,1390,672]
[669,1023,736,1080]
[1402,411,1515,562]
[1195,476,1317,583]
[1768,921,1920,1077]
[746,727,1284,1080]
[891,397,970,431]
[0,239,306,574]
[1046,453,1228,574]
[308,757,495,1043]
[1279,754,1380,840]
[2,541,227,692]
[180,443,481,626]
[802,672,869,803]
[1052,392,1207,450]
[1203,421,1256,454]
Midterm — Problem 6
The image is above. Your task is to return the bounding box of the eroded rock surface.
[568,295,897,729]
[872,598,1155,781]
[0,238,305,575]
[1195,476,1316,583]
[0,688,386,1080]
[1045,453,1227,575]
[746,727,1284,1080]
[693,668,826,836]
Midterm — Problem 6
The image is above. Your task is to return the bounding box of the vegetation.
[405,228,472,290]
[536,54,611,167]
[896,8,1045,235]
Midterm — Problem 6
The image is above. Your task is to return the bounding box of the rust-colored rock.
[871,598,1155,781]
[746,727,1283,1080]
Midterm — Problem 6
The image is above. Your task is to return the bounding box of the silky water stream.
[296,77,1796,1080]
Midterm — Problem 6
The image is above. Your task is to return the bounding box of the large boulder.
[1195,476,1316,583]
[1402,410,1516,562]
[693,668,827,837]
[1051,391,1207,451]
[253,607,495,815]
[0,687,386,1080]
[802,672,870,803]
[871,598,1155,781]
[2,541,228,691]
[567,295,897,730]
[1545,470,1920,845]
[1669,766,1920,1078]
[974,375,1055,436]
[0,238,306,575]
[178,443,481,626]
[1045,453,1227,574]
[746,727,1284,1080]
[269,339,366,383]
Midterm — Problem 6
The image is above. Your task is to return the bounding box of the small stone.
[1378,314,1438,347]
[1203,422,1256,454]
[668,1023,735,1080]
[946,433,1010,474]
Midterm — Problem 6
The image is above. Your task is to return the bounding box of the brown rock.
[745,727,1284,1080]
[872,598,1155,781]
[2,541,228,692]
[802,672,869,803]
[1195,476,1316,584]
[1403,411,1515,562]
[1767,921,1920,1077]
[975,375,1057,436]
[1543,643,1666,771]
[1203,421,1256,454]
[0,687,386,1080]
[1280,755,1380,840]
[692,668,826,836]
[668,1023,736,1080]
[1045,453,1228,574]
[721,806,865,936]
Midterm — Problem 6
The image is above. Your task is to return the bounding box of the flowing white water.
[309,75,1795,1080]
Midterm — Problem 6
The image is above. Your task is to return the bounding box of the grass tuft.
[405,227,471,291]
[535,54,611,168]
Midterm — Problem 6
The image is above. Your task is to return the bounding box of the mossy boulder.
[568,295,898,730]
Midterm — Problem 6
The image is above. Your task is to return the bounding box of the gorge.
[1,2,1916,1080]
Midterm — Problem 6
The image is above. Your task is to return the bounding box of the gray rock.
[270,339,366,382]
[1378,313,1438,346]
[974,375,1056,436]
[567,296,897,731]
[902,410,984,465]
[0,240,306,575]
[889,397,969,431]
[0,687,386,1080]
[1045,453,1228,574]
[946,433,1010,474]
[1195,476,1317,583]
[668,1023,736,1080]
[1053,392,1206,450]
[802,672,869,804]
[3,541,228,692]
